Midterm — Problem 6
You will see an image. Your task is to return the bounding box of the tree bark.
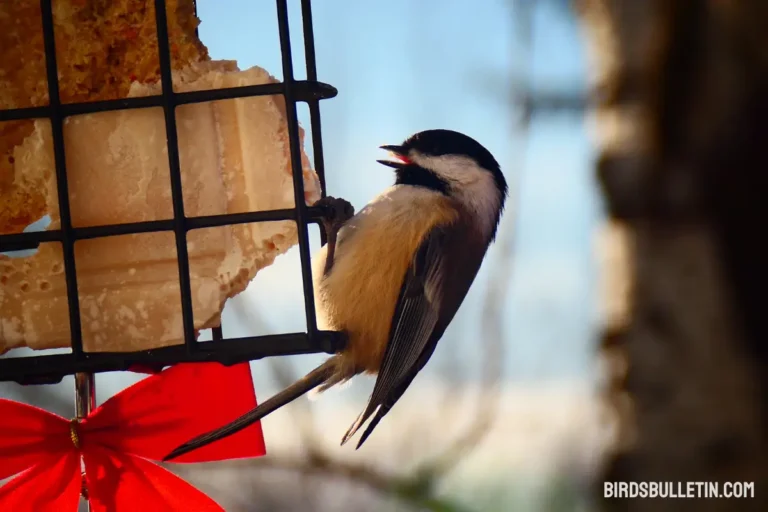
[575,1,768,510]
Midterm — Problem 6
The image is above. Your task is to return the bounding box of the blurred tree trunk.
[575,1,768,510]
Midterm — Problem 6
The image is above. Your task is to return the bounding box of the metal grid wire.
[0,0,345,385]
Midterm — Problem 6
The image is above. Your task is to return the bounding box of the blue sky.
[0,3,605,505]
[0,4,600,510]
[196,0,602,385]
[0,0,600,397]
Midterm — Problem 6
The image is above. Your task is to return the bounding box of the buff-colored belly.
[311,186,457,373]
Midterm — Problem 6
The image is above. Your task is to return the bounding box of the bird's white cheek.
[411,154,502,236]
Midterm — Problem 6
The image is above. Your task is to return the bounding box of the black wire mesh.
[0,0,345,385]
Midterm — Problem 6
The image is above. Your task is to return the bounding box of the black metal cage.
[0,0,345,385]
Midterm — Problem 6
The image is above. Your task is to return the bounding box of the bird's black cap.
[400,129,507,197]
[401,130,499,170]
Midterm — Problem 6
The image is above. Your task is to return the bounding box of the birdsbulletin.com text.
[604,481,755,499]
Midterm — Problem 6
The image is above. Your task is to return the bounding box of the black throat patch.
[394,166,450,195]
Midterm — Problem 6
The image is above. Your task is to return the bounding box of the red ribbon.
[0,362,266,511]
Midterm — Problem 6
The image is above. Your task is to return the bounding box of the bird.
[164,128,508,461]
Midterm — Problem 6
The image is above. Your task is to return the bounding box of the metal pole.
[74,372,95,510]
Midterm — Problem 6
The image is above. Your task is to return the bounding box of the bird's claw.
[314,196,354,276]
[315,196,354,234]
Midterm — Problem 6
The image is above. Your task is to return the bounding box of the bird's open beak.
[377,144,411,169]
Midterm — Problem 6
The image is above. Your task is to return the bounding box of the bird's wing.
[342,220,483,448]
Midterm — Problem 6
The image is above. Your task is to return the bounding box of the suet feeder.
[0,0,343,508]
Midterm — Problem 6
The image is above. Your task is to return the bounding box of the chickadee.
[164,129,507,460]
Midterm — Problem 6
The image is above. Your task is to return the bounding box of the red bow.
[0,362,266,511]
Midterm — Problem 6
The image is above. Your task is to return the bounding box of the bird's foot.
[315,196,354,235]
[314,196,354,275]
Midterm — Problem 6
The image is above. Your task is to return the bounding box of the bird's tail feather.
[340,404,379,447]
[163,359,337,461]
